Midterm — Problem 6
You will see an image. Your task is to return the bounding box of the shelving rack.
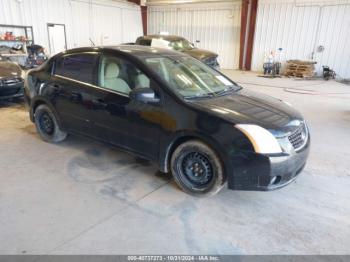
[0,24,34,58]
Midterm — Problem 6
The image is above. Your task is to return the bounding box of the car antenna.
[89,38,96,47]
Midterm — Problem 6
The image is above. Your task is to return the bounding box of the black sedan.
[24,46,310,196]
[0,57,24,100]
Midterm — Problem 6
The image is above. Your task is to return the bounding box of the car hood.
[191,89,304,137]
[0,61,22,79]
[182,48,218,61]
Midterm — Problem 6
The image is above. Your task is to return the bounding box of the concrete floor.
[0,70,349,255]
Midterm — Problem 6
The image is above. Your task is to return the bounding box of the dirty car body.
[135,35,220,69]
[0,57,24,100]
[24,45,310,193]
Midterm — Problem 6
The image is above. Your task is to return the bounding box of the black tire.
[170,140,225,196]
[34,104,67,143]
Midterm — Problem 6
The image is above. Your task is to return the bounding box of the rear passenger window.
[55,53,98,84]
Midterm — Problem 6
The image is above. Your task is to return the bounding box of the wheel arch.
[30,97,63,128]
[160,132,228,180]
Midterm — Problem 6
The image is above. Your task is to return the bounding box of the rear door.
[51,52,99,135]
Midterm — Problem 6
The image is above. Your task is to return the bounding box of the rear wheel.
[34,104,67,143]
[171,140,225,196]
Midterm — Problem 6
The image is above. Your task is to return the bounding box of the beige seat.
[104,62,131,94]
[135,74,150,89]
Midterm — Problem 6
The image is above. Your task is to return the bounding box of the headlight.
[21,70,26,79]
[235,124,282,154]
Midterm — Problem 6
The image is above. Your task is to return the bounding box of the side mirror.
[130,88,160,105]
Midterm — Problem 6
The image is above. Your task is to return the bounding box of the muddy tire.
[34,104,67,143]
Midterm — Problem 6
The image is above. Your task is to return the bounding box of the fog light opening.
[270,176,282,185]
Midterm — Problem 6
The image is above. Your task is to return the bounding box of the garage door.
[148,2,242,69]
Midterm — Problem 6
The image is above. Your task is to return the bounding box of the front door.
[89,53,162,160]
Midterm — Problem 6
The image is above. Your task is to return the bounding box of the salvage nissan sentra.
[24,45,310,196]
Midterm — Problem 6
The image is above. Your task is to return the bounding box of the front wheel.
[34,104,67,143]
[170,140,225,196]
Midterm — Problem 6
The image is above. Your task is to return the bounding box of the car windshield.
[169,39,194,51]
[143,56,241,98]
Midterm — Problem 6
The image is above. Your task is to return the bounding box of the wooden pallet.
[284,60,316,78]
[285,72,314,79]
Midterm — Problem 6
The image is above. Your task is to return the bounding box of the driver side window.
[98,54,151,95]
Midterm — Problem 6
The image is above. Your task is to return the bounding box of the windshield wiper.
[184,86,242,99]
[184,93,215,99]
[214,86,241,96]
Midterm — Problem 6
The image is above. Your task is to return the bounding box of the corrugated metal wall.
[252,0,350,79]
[0,0,142,54]
[148,1,242,69]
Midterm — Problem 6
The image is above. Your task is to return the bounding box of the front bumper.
[0,81,24,100]
[227,138,310,191]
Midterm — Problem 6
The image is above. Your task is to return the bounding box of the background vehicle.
[24,45,309,196]
[0,56,24,100]
[135,35,220,70]
[25,44,48,69]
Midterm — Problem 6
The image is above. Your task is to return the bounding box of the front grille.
[288,122,308,151]
[0,77,23,87]
[0,87,22,96]
[1,77,22,85]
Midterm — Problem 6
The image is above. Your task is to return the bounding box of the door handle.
[95,99,108,108]
[52,84,61,92]
[70,91,82,102]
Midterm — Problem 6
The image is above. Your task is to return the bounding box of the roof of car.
[55,45,186,59]
[138,35,186,42]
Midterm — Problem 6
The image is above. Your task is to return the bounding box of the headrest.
[136,74,150,88]
[105,62,119,78]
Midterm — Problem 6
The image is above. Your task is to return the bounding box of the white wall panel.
[93,4,123,46]
[70,1,91,48]
[252,0,350,79]
[122,8,144,43]
[148,2,241,69]
[314,4,350,78]
[0,0,142,55]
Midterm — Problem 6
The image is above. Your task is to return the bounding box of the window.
[143,56,240,98]
[139,39,152,46]
[169,39,194,51]
[55,53,98,84]
[98,54,150,95]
